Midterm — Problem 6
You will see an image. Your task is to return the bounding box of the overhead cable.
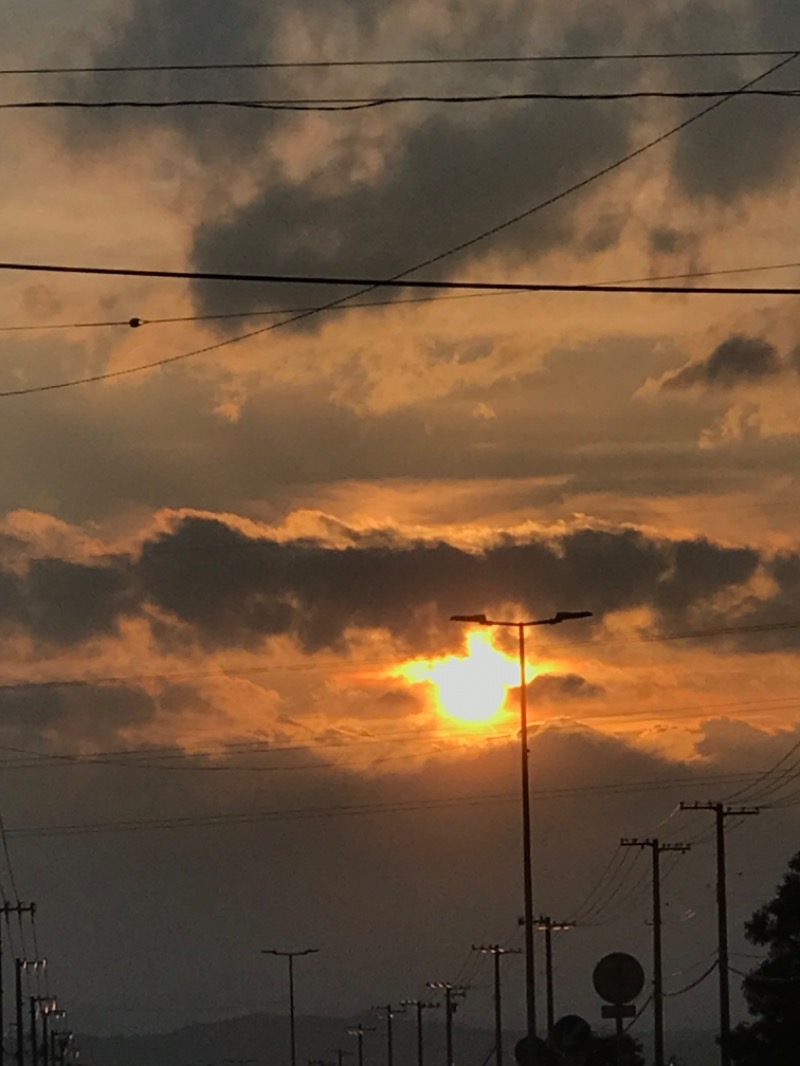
[2,51,795,398]
[5,257,800,334]
[4,88,800,111]
[7,257,800,296]
[1,49,798,76]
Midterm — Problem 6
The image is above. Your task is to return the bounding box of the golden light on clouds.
[396,629,523,726]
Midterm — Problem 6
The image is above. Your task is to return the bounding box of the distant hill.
[77,1012,720,1066]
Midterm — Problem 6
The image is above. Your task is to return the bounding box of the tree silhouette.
[730,849,800,1065]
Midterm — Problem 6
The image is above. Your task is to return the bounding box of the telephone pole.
[680,803,759,1066]
[427,983,467,1066]
[371,1004,405,1066]
[533,919,574,1034]
[0,903,36,1066]
[262,948,319,1066]
[400,1000,438,1066]
[346,1025,374,1066]
[326,1049,353,1066]
[621,839,691,1066]
[471,946,521,1066]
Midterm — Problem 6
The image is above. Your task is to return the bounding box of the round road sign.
[592,952,645,1004]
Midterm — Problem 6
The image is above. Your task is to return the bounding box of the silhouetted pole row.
[621,839,690,1066]
[262,948,319,1066]
[399,1000,438,1066]
[450,610,592,1047]
[680,803,759,1066]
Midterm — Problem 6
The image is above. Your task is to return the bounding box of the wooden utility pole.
[427,983,467,1066]
[621,839,690,1066]
[533,919,575,1034]
[371,1005,405,1066]
[346,1025,373,1066]
[471,945,521,1066]
[400,1000,438,1066]
[680,803,759,1066]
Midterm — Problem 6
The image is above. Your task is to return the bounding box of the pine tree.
[729,849,800,1065]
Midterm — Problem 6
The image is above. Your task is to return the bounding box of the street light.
[450,609,592,1043]
[262,949,319,1066]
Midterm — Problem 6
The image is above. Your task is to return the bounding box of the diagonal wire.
[2,53,797,399]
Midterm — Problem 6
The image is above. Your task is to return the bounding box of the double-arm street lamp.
[262,949,319,1066]
[450,610,592,1045]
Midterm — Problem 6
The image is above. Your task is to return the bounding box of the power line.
[2,766,794,838]
[0,617,796,697]
[5,257,800,334]
[2,52,795,399]
[387,51,800,284]
[9,257,800,297]
[4,88,800,112]
[663,959,719,997]
[0,49,797,76]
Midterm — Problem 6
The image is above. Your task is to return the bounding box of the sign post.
[593,953,645,1066]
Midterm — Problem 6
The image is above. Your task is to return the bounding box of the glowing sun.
[398,630,522,724]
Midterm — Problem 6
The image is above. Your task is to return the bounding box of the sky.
[2,0,800,1057]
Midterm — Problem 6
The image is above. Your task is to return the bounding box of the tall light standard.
[262,949,319,1066]
[450,610,592,1044]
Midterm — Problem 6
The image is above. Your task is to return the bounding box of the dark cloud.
[0,556,136,648]
[526,672,606,701]
[668,1,800,206]
[0,683,156,748]
[0,514,769,656]
[648,225,697,256]
[660,334,785,391]
[133,516,762,654]
[190,98,631,326]
[57,0,285,160]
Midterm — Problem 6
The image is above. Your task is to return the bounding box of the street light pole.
[262,948,319,1066]
[451,609,591,1044]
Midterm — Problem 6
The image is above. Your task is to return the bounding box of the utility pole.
[371,1004,405,1066]
[0,903,36,1066]
[621,839,691,1066]
[680,803,759,1066]
[346,1025,374,1066]
[326,1049,353,1066]
[262,948,319,1066]
[15,961,46,1066]
[471,946,521,1066]
[399,1001,438,1066]
[29,999,38,1066]
[41,1004,65,1066]
[532,919,574,1035]
[427,983,467,1066]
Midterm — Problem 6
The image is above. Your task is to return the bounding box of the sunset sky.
[2,0,800,1052]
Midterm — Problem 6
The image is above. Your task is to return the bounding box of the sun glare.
[398,630,521,725]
